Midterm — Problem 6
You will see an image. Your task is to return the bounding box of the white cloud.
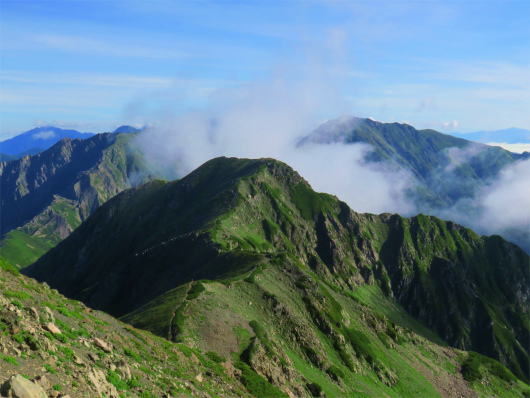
[441,120,458,130]
[485,142,530,154]
[289,143,415,215]
[479,159,530,231]
[32,130,56,140]
[132,36,416,216]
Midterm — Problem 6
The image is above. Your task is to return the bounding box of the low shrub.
[307,382,323,397]
[205,351,224,363]
[327,364,345,381]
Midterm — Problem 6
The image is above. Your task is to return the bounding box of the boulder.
[0,374,47,398]
[93,337,111,353]
[42,323,61,334]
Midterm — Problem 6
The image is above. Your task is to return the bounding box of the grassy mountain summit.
[23,157,530,393]
[0,132,157,268]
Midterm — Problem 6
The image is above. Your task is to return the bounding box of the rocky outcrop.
[0,260,252,398]
[0,133,158,268]
[1,374,47,398]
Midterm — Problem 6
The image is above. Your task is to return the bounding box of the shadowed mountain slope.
[0,132,157,267]
[23,157,530,388]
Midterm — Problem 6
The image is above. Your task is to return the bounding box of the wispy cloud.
[32,130,56,140]
[2,71,176,89]
[30,34,190,59]
[441,121,459,130]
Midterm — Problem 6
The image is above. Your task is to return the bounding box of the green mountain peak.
[22,156,529,391]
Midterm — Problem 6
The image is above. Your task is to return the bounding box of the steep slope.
[0,127,94,156]
[5,256,525,398]
[23,157,530,388]
[0,256,255,398]
[0,132,157,267]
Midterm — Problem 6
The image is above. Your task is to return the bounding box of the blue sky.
[1,0,529,140]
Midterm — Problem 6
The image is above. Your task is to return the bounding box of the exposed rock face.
[0,375,47,398]
[0,132,157,268]
[23,157,530,384]
[42,323,61,335]
[92,337,111,353]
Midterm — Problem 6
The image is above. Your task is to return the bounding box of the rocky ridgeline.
[0,265,252,398]
[0,132,157,268]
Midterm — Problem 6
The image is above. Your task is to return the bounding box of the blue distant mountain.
[113,125,142,134]
[449,127,530,144]
[0,127,94,156]
[0,153,17,162]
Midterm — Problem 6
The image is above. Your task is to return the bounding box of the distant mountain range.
[0,127,94,157]
[300,117,524,208]
[0,131,158,267]
[299,116,529,252]
[0,125,141,160]
[449,127,530,145]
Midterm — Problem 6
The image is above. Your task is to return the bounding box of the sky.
[1,0,529,141]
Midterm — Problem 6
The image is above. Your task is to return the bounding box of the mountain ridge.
[0,132,158,267]
[299,116,529,252]
[23,156,530,385]
[0,127,94,156]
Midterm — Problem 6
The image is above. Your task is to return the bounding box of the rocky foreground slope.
[2,254,527,398]
[22,157,530,396]
[0,257,254,398]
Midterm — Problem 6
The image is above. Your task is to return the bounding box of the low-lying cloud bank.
[132,69,529,252]
[133,72,415,216]
[485,142,530,154]
[429,157,530,251]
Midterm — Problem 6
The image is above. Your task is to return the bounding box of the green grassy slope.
[0,256,253,397]
[23,156,529,387]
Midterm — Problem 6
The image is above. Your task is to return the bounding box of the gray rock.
[33,375,51,391]
[93,337,111,353]
[43,308,54,322]
[29,307,39,320]
[42,323,61,334]
[0,374,47,398]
